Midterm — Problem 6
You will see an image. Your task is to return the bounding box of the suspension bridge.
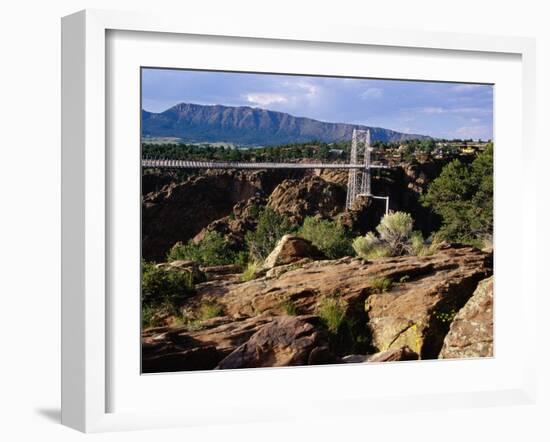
[142,129,389,211]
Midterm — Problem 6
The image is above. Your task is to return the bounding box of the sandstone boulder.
[263,234,325,269]
[216,315,334,369]
[439,276,493,359]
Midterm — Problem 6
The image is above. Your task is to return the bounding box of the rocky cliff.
[142,160,448,261]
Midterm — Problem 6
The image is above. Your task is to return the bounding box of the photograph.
[140,68,494,373]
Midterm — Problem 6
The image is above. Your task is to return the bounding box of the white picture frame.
[61,9,537,433]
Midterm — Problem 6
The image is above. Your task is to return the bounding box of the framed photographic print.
[61,9,537,432]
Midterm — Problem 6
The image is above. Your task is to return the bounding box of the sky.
[142,68,493,140]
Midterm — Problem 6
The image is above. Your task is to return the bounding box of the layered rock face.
[267,175,346,224]
[142,243,493,371]
[439,276,493,359]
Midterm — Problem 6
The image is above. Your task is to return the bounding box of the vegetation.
[352,212,413,259]
[141,261,196,328]
[197,302,224,320]
[370,276,393,293]
[376,211,414,255]
[433,308,458,324]
[352,232,391,259]
[167,231,247,267]
[409,231,439,256]
[143,140,338,163]
[317,297,347,333]
[421,143,493,247]
[241,261,261,282]
[245,207,295,260]
[142,303,177,329]
[141,260,194,309]
[281,298,298,316]
[352,211,441,260]
[298,216,352,259]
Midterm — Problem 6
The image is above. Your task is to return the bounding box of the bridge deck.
[142,159,388,170]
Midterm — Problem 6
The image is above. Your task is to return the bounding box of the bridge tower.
[346,129,371,209]
[345,129,359,209]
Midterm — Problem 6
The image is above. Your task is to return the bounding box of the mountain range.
[141,102,429,146]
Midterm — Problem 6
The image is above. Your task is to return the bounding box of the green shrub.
[352,212,435,259]
[167,231,244,266]
[376,211,414,255]
[352,232,392,259]
[281,299,298,316]
[245,207,295,260]
[198,302,224,320]
[142,304,170,329]
[141,260,194,310]
[241,261,261,282]
[317,297,347,333]
[298,217,352,259]
[370,276,393,293]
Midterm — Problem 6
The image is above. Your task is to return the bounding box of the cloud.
[245,93,288,107]
[361,87,383,99]
[418,106,491,116]
[294,81,319,97]
[451,107,492,115]
[420,107,445,114]
[454,125,491,139]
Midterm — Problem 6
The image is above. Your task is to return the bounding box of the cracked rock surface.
[439,276,494,359]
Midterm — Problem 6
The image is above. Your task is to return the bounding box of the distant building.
[461,146,476,155]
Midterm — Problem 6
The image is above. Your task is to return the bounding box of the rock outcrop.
[263,234,325,270]
[439,276,493,359]
[192,245,490,329]
[192,196,266,245]
[142,316,274,373]
[142,244,493,372]
[216,315,334,369]
[365,245,492,358]
[267,175,345,224]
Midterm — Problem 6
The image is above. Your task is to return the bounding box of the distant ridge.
[142,102,429,146]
